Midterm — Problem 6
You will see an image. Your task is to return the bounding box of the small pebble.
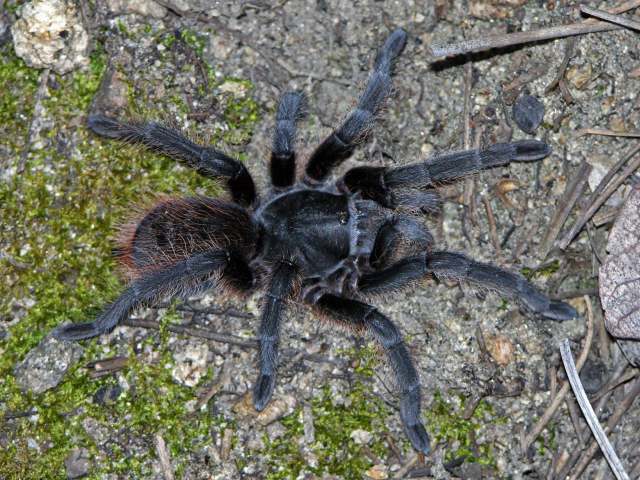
[64,447,91,479]
[512,94,544,134]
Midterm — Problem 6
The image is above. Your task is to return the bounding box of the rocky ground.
[1,0,639,479]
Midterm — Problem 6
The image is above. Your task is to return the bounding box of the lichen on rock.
[11,0,90,74]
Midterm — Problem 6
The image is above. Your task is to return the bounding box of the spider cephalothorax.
[54,28,577,454]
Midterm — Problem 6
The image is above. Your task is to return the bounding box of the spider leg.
[253,261,298,411]
[370,215,433,269]
[270,91,307,188]
[304,28,407,183]
[427,251,577,321]
[342,140,550,206]
[87,115,256,206]
[53,250,251,341]
[314,294,430,454]
[358,252,578,321]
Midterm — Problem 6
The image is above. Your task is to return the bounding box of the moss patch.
[425,391,502,469]
[0,23,261,477]
[254,343,391,479]
[521,259,560,281]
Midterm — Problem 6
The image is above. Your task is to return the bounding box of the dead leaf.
[599,185,640,343]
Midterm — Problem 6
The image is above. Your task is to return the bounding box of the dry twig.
[482,196,502,258]
[545,37,577,94]
[122,318,258,349]
[580,5,640,31]
[393,453,419,479]
[539,162,592,257]
[558,143,640,249]
[564,375,640,479]
[18,68,49,173]
[521,296,594,453]
[577,128,640,138]
[560,323,630,479]
[430,0,640,57]
[154,433,175,480]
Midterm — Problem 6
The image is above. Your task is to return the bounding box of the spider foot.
[517,279,578,321]
[52,321,104,341]
[405,421,431,454]
[253,373,276,411]
[541,300,578,322]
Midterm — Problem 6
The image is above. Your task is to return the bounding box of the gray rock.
[105,0,167,19]
[90,65,130,117]
[11,0,90,74]
[64,447,91,479]
[155,0,211,14]
[13,334,83,394]
[170,338,210,386]
[512,94,544,134]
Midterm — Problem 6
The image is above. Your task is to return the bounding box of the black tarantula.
[54,28,578,454]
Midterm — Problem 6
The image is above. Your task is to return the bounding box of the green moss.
[536,421,557,456]
[424,391,500,468]
[254,343,390,479]
[521,259,560,281]
[0,28,261,477]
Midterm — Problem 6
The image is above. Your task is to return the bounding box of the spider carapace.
[54,28,578,454]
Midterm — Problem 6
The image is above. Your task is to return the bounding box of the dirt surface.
[2,0,640,479]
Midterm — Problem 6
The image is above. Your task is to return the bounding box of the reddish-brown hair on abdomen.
[115,196,257,281]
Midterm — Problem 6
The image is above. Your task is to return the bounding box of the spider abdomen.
[117,196,257,279]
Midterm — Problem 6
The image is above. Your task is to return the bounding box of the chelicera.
[55,28,577,453]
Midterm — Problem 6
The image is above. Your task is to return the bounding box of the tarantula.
[54,28,577,454]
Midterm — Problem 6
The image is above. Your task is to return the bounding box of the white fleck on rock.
[171,339,210,387]
[13,334,83,394]
[350,428,373,445]
[12,0,90,74]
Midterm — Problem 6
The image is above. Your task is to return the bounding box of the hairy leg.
[358,251,577,321]
[314,294,430,453]
[270,92,307,188]
[254,261,298,411]
[342,140,550,207]
[370,215,433,269]
[304,28,407,183]
[53,250,251,341]
[87,115,256,206]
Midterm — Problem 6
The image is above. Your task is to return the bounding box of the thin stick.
[580,5,640,31]
[462,63,478,228]
[483,196,502,258]
[521,296,594,453]
[539,162,592,257]
[545,37,576,94]
[566,396,586,445]
[555,360,630,478]
[577,128,640,138]
[553,288,598,300]
[122,318,258,349]
[154,433,175,480]
[18,68,49,173]
[560,340,629,479]
[430,0,640,57]
[430,22,619,58]
[558,143,640,249]
[393,453,419,479]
